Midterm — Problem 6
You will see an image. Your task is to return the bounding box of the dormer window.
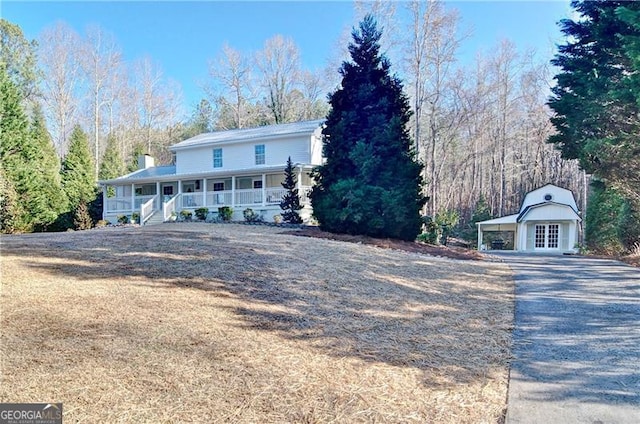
[544,193,553,201]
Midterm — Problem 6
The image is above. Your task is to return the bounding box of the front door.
[534,224,559,250]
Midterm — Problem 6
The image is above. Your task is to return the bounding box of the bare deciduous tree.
[255,35,301,124]
[38,21,83,156]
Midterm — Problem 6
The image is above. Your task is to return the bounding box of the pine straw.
[1,223,513,423]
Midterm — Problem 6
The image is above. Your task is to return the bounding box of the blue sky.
[3,1,572,110]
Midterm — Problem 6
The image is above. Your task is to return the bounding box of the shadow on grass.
[4,225,513,388]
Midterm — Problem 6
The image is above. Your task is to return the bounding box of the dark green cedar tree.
[549,0,640,251]
[310,15,425,241]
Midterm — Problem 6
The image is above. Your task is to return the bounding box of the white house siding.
[175,136,313,174]
[310,131,323,165]
[176,146,214,174]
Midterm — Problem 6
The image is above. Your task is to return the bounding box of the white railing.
[265,188,286,205]
[163,194,180,221]
[181,192,204,208]
[235,189,263,205]
[207,191,233,206]
[134,195,156,209]
[105,197,132,212]
[300,186,312,203]
[140,195,158,225]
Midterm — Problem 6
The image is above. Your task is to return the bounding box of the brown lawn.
[0,223,514,423]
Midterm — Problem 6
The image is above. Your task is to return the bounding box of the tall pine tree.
[280,156,303,224]
[62,125,96,210]
[310,15,425,241]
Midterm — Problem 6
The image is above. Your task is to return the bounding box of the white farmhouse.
[100,120,324,224]
[476,184,582,253]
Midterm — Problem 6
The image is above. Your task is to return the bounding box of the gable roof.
[170,119,324,151]
[519,184,578,213]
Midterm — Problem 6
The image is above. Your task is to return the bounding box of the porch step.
[143,211,164,226]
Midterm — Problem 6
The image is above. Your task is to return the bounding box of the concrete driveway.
[493,253,640,424]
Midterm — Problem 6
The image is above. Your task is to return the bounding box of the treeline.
[2,1,636,253]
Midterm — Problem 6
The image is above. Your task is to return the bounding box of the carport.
[476,215,517,250]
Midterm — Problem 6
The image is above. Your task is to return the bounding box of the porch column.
[177,180,182,210]
[231,176,236,207]
[178,180,182,193]
[297,167,302,191]
[130,184,135,215]
[261,173,266,207]
[102,185,108,220]
[477,224,483,251]
[202,178,207,207]
[156,181,161,209]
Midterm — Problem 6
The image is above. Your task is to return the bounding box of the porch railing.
[235,188,263,205]
[140,195,158,225]
[134,195,156,209]
[163,193,180,221]
[181,192,204,208]
[105,197,132,213]
[207,191,233,206]
[265,188,286,205]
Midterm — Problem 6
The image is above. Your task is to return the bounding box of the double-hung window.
[213,148,223,168]
[255,144,265,165]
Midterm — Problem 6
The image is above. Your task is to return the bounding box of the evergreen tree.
[127,143,145,173]
[62,125,96,210]
[29,104,68,230]
[99,133,124,180]
[280,156,303,224]
[310,15,425,241]
[0,64,31,231]
[0,167,22,233]
[99,133,124,198]
[549,0,640,250]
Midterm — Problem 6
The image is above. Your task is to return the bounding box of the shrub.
[194,207,209,221]
[218,206,233,222]
[273,214,283,224]
[243,208,261,222]
[131,212,140,224]
[180,210,193,220]
[73,202,93,230]
[95,219,110,227]
[117,215,129,224]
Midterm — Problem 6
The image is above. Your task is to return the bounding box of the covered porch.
[101,166,313,224]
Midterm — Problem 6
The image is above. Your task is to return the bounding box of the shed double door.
[534,224,559,249]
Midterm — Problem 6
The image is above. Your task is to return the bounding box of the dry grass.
[1,223,513,423]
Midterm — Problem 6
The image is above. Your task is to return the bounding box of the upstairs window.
[213,148,223,168]
[255,144,265,165]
